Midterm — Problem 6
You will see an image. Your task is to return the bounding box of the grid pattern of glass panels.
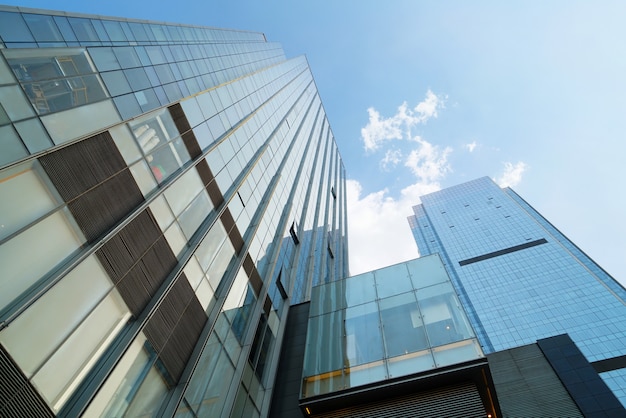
[409,176,626,406]
[0,7,348,418]
[302,255,483,398]
[0,6,284,170]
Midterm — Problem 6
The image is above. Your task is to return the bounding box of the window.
[5,48,107,114]
[289,221,299,245]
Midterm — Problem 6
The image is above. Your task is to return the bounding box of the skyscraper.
[0,6,347,417]
[408,176,626,407]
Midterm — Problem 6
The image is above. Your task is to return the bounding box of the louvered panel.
[96,210,162,283]
[196,159,224,207]
[39,131,126,202]
[315,383,484,418]
[488,344,583,418]
[0,346,54,418]
[144,275,207,384]
[96,209,177,316]
[169,103,202,159]
[67,169,144,242]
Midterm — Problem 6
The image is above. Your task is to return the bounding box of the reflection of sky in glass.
[302,255,484,397]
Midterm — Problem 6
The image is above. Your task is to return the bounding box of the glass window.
[113,47,141,68]
[183,256,204,290]
[417,282,474,347]
[114,93,141,120]
[135,89,160,113]
[178,191,212,239]
[97,336,163,417]
[68,18,99,42]
[154,64,175,84]
[31,287,130,411]
[195,222,227,272]
[207,238,235,291]
[52,17,77,43]
[41,100,121,146]
[123,367,168,417]
[221,268,257,340]
[345,302,383,366]
[128,23,150,42]
[144,66,161,87]
[149,195,174,231]
[90,20,110,43]
[89,47,120,72]
[106,123,139,164]
[0,85,36,120]
[23,14,64,43]
[101,70,132,96]
[0,208,84,311]
[0,161,59,241]
[163,82,182,102]
[374,262,413,299]
[164,221,187,257]
[129,160,157,197]
[408,255,450,289]
[145,46,166,65]
[379,292,428,357]
[14,117,52,153]
[163,169,204,216]
[345,272,377,306]
[5,48,107,114]
[149,24,168,42]
[0,11,35,43]
[102,20,127,43]
[0,255,116,376]
[190,343,235,417]
[302,309,348,397]
[124,67,151,91]
[0,125,28,166]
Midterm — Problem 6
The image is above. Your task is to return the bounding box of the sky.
[8,1,626,285]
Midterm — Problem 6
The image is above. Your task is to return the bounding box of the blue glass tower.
[408,176,626,406]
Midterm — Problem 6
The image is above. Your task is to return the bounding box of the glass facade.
[303,255,483,398]
[0,6,348,418]
[409,176,626,407]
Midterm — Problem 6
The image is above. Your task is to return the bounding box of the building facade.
[0,6,348,417]
[408,176,626,408]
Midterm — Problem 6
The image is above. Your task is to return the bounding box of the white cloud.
[347,139,449,275]
[360,90,445,151]
[465,141,477,152]
[404,138,452,183]
[347,180,425,275]
[496,161,528,188]
[379,149,402,171]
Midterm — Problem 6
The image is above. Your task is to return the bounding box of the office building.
[0,6,347,417]
[408,176,626,411]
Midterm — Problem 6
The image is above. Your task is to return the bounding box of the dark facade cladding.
[0,6,347,417]
[409,176,626,408]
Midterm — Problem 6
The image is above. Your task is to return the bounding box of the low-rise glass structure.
[302,255,483,398]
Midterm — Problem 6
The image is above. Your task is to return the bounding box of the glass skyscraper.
[0,6,347,417]
[409,176,626,406]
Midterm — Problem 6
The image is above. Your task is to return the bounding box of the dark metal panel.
[38,131,127,202]
[67,169,144,242]
[0,346,54,418]
[488,343,583,418]
[39,130,144,243]
[144,274,207,384]
[313,383,484,418]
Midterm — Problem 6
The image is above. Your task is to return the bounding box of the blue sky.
[9,1,626,285]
